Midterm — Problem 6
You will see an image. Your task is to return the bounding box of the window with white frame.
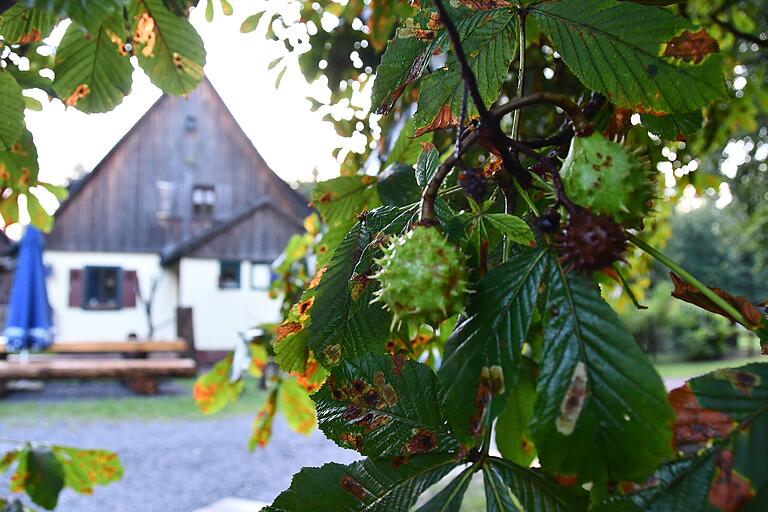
[251,263,273,290]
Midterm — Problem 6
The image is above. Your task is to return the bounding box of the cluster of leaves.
[0,0,207,230]
[254,0,768,510]
[0,3,210,510]
[0,443,123,510]
[192,332,320,450]
[192,214,326,449]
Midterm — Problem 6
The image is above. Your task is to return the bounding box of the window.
[156,181,174,219]
[184,115,197,132]
[219,261,241,289]
[251,263,274,290]
[84,266,122,309]
[192,185,215,217]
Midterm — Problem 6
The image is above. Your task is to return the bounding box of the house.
[44,78,310,355]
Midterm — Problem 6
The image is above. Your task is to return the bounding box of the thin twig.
[455,83,470,161]
[507,139,576,214]
[420,1,590,223]
[510,7,527,140]
[491,92,588,132]
[434,0,529,187]
[433,0,491,118]
[420,129,482,223]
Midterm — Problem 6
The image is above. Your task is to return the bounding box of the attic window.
[184,115,197,132]
[192,185,215,217]
[156,181,174,219]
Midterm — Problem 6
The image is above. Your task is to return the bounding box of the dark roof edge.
[193,77,311,216]
[55,93,168,217]
[159,199,303,267]
[56,77,311,220]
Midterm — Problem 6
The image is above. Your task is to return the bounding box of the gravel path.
[0,385,359,512]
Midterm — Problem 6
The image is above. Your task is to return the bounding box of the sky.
[24,0,349,190]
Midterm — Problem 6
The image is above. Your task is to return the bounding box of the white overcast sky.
[24,0,351,189]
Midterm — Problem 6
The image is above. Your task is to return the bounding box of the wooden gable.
[159,200,304,265]
[47,78,309,254]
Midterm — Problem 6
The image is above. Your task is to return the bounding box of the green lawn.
[2,355,763,425]
[0,379,266,424]
[654,355,764,380]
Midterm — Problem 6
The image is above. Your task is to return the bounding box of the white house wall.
[179,258,281,351]
[45,251,178,342]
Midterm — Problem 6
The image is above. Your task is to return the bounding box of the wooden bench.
[0,339,197,396]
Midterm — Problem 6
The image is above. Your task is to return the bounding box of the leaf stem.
[612,263,647,310]
[439,185,462,196]
[481,420,494,458]
[511,8,527,140]
[625,232,750,327]
[513,179,539,216]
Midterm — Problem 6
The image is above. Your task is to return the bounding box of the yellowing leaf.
[278,377,317,435]
[193,354,244,414]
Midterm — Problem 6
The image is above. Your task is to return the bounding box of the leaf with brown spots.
[314,355,456,458]
[52,15,133,113]
[531,0,727,114]
[414,105,461,137]
[193,353,245,414]
[456,0,512,9]
[278,377,318,436]
[51,447,124,495]
[130,0,206,96]
[603,363,768,510]
[664,29,720,64]
[413,8,516,135]
[531,260,673,484]
[708,450,755,511]
[277,321,302,341]
[668,385,735,455]
[670,272,764,327]
[440,248,548,446]
[264,454,458,511]
[0,6,57,46]
[249,388,278,450]
[310,176,380,236]
[370,10,444,115]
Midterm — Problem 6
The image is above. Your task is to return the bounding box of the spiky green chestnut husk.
[560,133,655,228]
[373,226,467,328]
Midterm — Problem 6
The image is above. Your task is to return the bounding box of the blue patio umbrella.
[4,226,53,352]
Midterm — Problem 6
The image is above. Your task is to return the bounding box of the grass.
[2,354,763,424]
[0,378,266,424]
[654,354,764,380]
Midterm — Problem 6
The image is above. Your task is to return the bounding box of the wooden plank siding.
[47,78,309,260]
[186,206,301,262]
